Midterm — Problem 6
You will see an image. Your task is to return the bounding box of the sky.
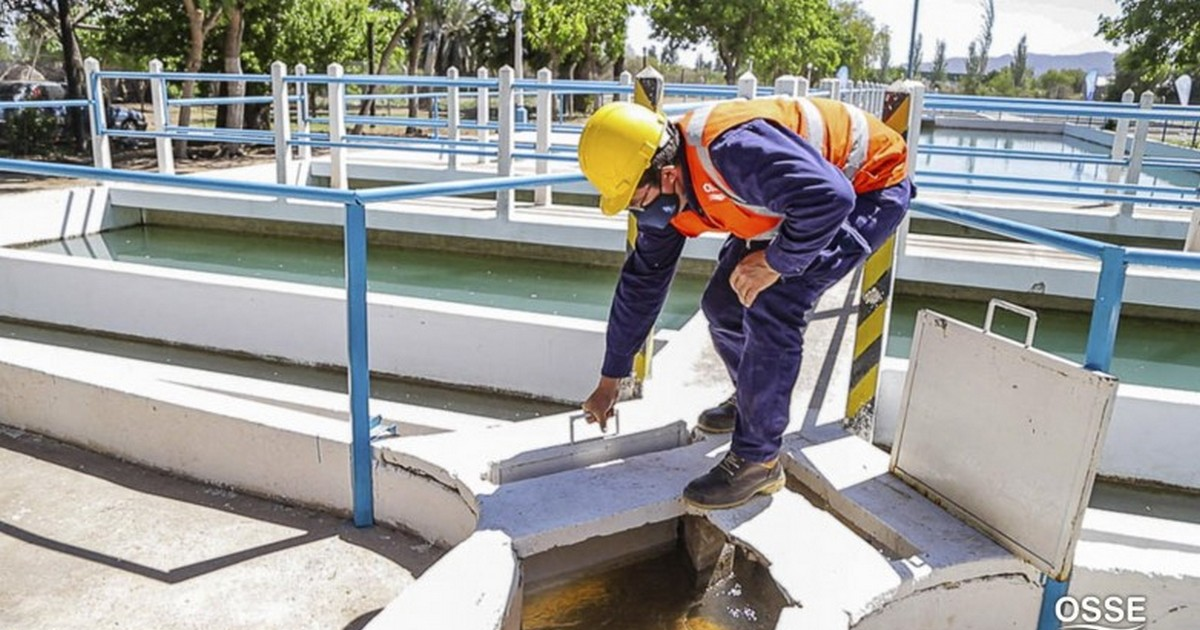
[628,0,1124,67]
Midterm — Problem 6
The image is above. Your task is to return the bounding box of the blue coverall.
[601,118,913,463]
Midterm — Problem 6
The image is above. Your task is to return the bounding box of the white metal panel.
[890,309,1118,579]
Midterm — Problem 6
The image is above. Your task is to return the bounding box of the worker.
[577,95,913,510]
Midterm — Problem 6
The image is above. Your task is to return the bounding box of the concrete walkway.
[0,426,443,630]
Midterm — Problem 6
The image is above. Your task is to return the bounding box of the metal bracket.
[569,409,621,444]
[985,299,1038,347]
[369,415,398,442]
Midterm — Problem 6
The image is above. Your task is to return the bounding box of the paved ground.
[0,426,443,630]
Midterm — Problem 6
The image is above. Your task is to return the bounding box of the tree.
[975,0,994,76]
[876,26,890,82]
[1011,34,1028,89]
[931,38,947,86]
[647,0,839,84]
[0,0,110,149]
[1099,0,1200,102]
[962,0,994,92]
[831,0,881,84]
[1039,68,1085,100]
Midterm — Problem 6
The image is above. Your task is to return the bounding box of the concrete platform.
[0,426,442,630]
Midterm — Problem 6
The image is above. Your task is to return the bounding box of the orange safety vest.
[669,96,908,240]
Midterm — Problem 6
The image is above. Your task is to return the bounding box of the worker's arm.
[709,119,857,279]
[581,214,686,426]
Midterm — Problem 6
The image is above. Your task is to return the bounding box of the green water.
[19,226,1200,392]
[25,225,706,330]
[890,295,1200,392]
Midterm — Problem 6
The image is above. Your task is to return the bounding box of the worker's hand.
[581,376,621,431]
[730,250,781,307]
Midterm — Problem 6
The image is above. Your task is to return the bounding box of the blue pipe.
[0,157,356,205]
[0,100,89,110]
[910,199,1105,258]
[343,199,374,528]
[98,71,272,82]
[358,171,587,204]
[344,92,449,102]
[918,145,1122,166]
[167,95,278,107]
[1124,247,1200,270]
[914,178,1200,209]
[926,101,1200,123]
[287,75,495,89]
[919,170,1199,197]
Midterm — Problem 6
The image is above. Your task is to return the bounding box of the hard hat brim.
[600,189,635,216]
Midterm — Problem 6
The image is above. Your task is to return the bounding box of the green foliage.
[1038,68,1086,100]
[1099,0,1199,102]
[962,0,994,92]
[930,39,947,86]
[1,109,59,156]
[647,0,839,84]
[876,26,890,82]
[253,0,370,70]
[831,1,880,81]
[1012,34,1028,89]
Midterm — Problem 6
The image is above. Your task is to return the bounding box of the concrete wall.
[0,185,138,247]
[875,357,1200,490]
[1065,124,1200,161]
[0,249,605,402]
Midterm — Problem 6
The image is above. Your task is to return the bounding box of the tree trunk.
[219,0,246,157]
[55,0,86,151]
[406,16,426,126]
[179,0,220,158]
[352,4,419,132]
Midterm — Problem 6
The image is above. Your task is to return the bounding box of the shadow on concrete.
[342,608,384,630]
[0,427,441,584]
[800,266,862,436]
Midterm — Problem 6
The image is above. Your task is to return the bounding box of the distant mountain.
[922,51,1115,76]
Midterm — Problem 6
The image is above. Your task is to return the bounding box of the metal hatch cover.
[890,307,1118,579]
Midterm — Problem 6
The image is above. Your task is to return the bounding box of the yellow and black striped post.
[846,84,923,438]
[627,66,665,396]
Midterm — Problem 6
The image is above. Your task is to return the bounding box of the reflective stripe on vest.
[686,98,871,198]
[795,97,825,154]
[684,103,779,218]
[843,103,870,182]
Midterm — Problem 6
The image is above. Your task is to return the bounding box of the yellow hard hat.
[577,101,667,215]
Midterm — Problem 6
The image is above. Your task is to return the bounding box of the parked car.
[1,80,147,136]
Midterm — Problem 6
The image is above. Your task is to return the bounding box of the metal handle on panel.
[984,299,1038,347]
[569,409,620,444]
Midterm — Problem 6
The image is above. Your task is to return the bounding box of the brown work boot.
[683,451,785,510]
[697,393,737,434]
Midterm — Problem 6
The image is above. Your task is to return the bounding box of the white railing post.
[1121,90,1155,215]
[148,59,174,174]
[820,78,840,101]
[83,57,112,171]
[534,67,552,206]
[476,67,490,164]
[737,71,758,99]
[327,63,347,190]
[1186,211,1200,253]
[1107,89,1136,184]
[446,67,461,170]
[497,66,515,219]
[294,64,311,162]
[774,75,801,97]
[270,61,292,185]
[618,71,633,103]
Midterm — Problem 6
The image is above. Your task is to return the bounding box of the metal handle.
[569,409,620,444]
[984,299,1038,347]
